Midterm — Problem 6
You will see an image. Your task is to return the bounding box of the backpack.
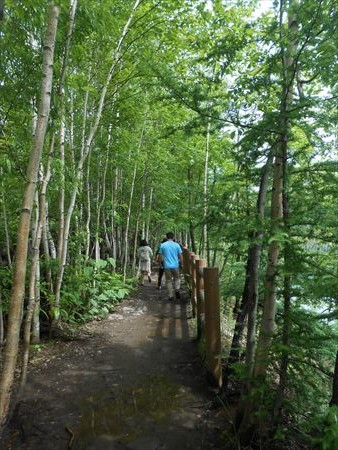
[139,247,149,262]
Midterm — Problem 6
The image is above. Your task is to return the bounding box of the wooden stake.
[204,267,222,388]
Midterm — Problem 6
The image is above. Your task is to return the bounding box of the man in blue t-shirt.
[158,232,183,301]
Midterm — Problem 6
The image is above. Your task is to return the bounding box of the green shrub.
[60,258,133,324]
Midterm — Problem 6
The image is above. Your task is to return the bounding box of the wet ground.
[1,277,226,450]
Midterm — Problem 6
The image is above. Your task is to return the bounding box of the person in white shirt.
[137,239,153,286]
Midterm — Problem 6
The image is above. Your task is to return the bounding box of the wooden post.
[204,267,222,388]
[190,253,197,318]
[196,259,207,340]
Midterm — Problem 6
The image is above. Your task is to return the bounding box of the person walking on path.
[137,239,153,285]
[155,238,167,290]
[158,232,183,301]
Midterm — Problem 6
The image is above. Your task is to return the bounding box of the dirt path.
[2,279,226,450]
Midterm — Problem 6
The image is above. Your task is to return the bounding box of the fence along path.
[182,247,223,388]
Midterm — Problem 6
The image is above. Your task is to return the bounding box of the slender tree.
[0,4,59,427]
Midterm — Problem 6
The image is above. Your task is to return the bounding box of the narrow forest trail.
[2,274,227,450]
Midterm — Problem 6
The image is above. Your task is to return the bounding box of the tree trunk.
[330,350,338,406]
[31,258,41,344]
[123,186,134,277]
[0,288,4,346]
[0,4,58,427]
[85,154,92,260]
[253,153,283,377]
[52,0,78,327]
[110,167,119,262]
[239,1,298,443]
[132,214,140,273]
[94,179,101,261]
[94,133,110,262]
[245,152,273,376]
[189,221,196,254]
[54,0,142,312]
[21,140,53,384]
[203,121,210,263]
[224,153,272,389]
[46,226,56,259]
[141,193,146,238]
[145,187,153,243]
[273,125,292,423]
[273,267,291,418]
[253,0,297,380]
[1,185,12,267]
[42,199,53,295]
[123,125,145,280]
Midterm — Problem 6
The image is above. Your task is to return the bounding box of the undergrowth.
[58,258,134,324]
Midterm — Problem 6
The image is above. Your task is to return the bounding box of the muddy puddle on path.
[71,374,187,449]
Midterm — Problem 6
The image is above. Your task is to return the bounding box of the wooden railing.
[182,248,222,388]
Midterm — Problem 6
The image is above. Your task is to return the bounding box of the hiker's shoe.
[157,286,161,290]
[175,290,181,299]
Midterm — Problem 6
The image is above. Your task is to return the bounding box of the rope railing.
[182,247,222,388]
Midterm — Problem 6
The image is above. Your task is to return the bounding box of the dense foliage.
[0,0,338,447]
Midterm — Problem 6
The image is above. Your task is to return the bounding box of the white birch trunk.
[1,186,12,267]
[145,187,153,243]
[32,257,41,343]
[54,0,141,313]
[141,193,146,238]
[42,201,53,293]
[94,180,101,262]
[21,98,54,388]
[52,0,78,323]
[203,122,210,262]
[82,86,90,260]
[56,112,65,271]
[32,138,54,341]
[123,120,146,281]
[111,167,119,261]
[95,130,110,262]
[123,159,138,281]
[85,156,91,260]
[253,0,297,379]
[0,4,58,426]
[132,214,140,273]
[48,227,56,259]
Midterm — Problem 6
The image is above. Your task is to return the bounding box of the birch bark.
[85,154,92,260]
[203,122,210,264]
[1,185,12,267]
[54,0,142,314]
[145,187,153,243]
[239,2,298,442]
[53,0,78,324]
[21,139,54,389]
[224,153,272,389]
[122,124,145,281]
[0,4,58,427]
[94,130,110,262]
[253,0,297,379]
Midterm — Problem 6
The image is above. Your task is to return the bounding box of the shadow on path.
[1,274,226,450]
